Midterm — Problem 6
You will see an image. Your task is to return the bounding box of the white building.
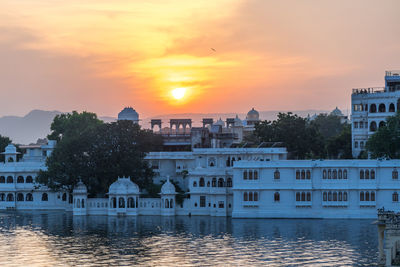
[351,70,400,157]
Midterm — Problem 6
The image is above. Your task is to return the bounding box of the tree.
[311,114,344,140]
[37,112,163,196]
[367,111,400,159]
[326,124,352,159]
[0,135,12,162]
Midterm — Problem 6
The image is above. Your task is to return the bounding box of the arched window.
[249,192,253,201]
[338,192,342,201]
[393,169,399,180]
[371,192,375,201]
[254,192,258,201]
[370,121,377,132]
[301,170,305,180]
[296,192,300,201]
[371,170,375,179]
[62,193,66,201]
[17,193,24,201]
[365,170,369,179]
[389,103,395,112]
[378,103,386,113]
[332,192,337,201]
[193,181,197,187]
[365,191,370,201]
[118,197,125,208]
[170,199,173,208]
[243,171,248,180]
[26,176,33,183]
[17,176,24,183]
[306,192,311,201]
[360,191,364,201]
[274,170,280,180]
[7,176,13,183]
[199,177,205,187]
[360,170,364,179]
[77,199,80,208]
[274,192,280,202]
[328,191,332,201]
[323,170,327,179]
[42,193,48,201]
[218,178,224,187]
[379,121,386,128]
[208,157,216,167]
[212,178,216,187]
[333,170,337,179]
[0,193,5,201]
[26,193,33,201]
[393,192,399,202]
[323,192,327,201]
[226,156,231,167]
[254,171,258,180]
[343,170,348,179]
[359,122,364,128]
[82,199,85,208]
[227,178,232,187]
[0,176,4,183]
[370,104,377,113]
[249,170,253,180]
[243,192,248,201]
[338,169,342,179]
[343,192,348,201]
[328,169,332,179]
[306,170,311,179]
[128,197,134,208]
[296,170,300,180]
[301,192,306,201]
[6,193,14,202]
[354,122,359,128]
[112,197,116,208]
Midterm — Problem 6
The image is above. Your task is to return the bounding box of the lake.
[0,211,378,266]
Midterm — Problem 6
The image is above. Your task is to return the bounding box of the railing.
[386,70,400,77]
[352,87,385,95]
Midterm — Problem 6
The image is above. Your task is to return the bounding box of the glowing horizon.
[0,0,399,118]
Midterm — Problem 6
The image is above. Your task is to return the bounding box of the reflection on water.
[0,212,378,266]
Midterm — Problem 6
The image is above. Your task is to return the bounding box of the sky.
[1,0,400,118]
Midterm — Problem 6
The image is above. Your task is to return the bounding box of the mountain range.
[0,109,339,145]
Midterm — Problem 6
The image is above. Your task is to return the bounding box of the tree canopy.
[0,134,12,162]
[37,111,163,196]
[367,111,400,159]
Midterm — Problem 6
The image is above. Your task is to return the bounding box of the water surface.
[0,212,378,266]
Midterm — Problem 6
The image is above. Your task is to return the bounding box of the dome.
[73,180,87,194]
[330,107,344,117]
[234,115,243,126]
[214,118,225,127]
[246,108,259,121]
[4,144,17,154]
[108,177,139,195]
[118,107,139,122]
[161,177,176,194]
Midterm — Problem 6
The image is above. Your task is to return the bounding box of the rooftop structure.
[118,107,139,123]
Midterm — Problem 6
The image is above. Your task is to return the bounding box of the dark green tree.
[326,124,352,159]
[366,111,400,159]
[311,114,344,140]
[0,135,12,162]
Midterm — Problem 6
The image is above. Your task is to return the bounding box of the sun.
[171,87,187,100]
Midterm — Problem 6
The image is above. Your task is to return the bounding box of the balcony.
[352,87,385,95]
[386,70,400,77]
[322,201,348,207]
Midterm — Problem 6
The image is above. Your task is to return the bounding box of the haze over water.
[0,211,378,266]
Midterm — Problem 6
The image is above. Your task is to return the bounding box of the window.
[333,192,337,201]
[254,171,258,180]
[274,192,280,202]
[371,192,375,201]
[208,157,216,167]
[393,169,399,180]
[193,181,197,187]
[218,178,224,187]
[254,192,258,201]
[343,192,348,201]
[323,170,327,179]
[200,196,206,207]
[243,192,248,201]
[365,191,370,201]
[17,176,24,183]
[274,170,280,180]
[296,192,300,201]
[26,193,33,201]
[296,170,300,179]
[370,121,377,132]
[370,104,377,113]
[379,103,386,113]
[243,171,247,180]
[306,170,311,180]
[338,170,342,179]
[393,192,399,202]
[354,122,359,128]
[301,170,305,180]
[0,193,4,201]
[199,177,205,187]
[249,192,253,201]
[365,170,370,179]
[360,192,364,201]
[227,178,232,187]
[6,193,14,202]
[379,121,386,128]
[218,201,224,208]
[128,197,134,208]
[355,141,358,148]
[360,122,364,128]
[360,170,364,179]
[328,192,332,201]
[333,170,337,179]
[7,176,13,183]
[360,142,364,149]
[323,192,327,201]
[343,170,348,179]
[212,178,216,187]
[17,193,24,201]
[0,176,4,183]
[301,192,306,201]
[328,169,332,179]
[306,192,311,201]
[338,192,342,201]
[371,170,375,179]
[26,176,33,183]
[389,103,396,112]
[249,171,253,180]
[42,193,48,201]
[62,193,67,201]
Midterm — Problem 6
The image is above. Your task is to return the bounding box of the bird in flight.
[211,48,216,52]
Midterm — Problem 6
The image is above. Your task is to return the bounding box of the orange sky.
[1,0,400,118]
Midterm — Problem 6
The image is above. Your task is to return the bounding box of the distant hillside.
[0,109,341,145]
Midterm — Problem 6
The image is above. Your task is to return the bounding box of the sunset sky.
[1,0,400,118]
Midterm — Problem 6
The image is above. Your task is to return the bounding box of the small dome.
[4,144,17,154]
[330,107,344,117]
[246,108,259,121]
[109,177,139,195]
[118,107,139,122]
[73,180,87,194]
[161,177,176,194]
[234,115,243,126]
[214,118,225,127]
